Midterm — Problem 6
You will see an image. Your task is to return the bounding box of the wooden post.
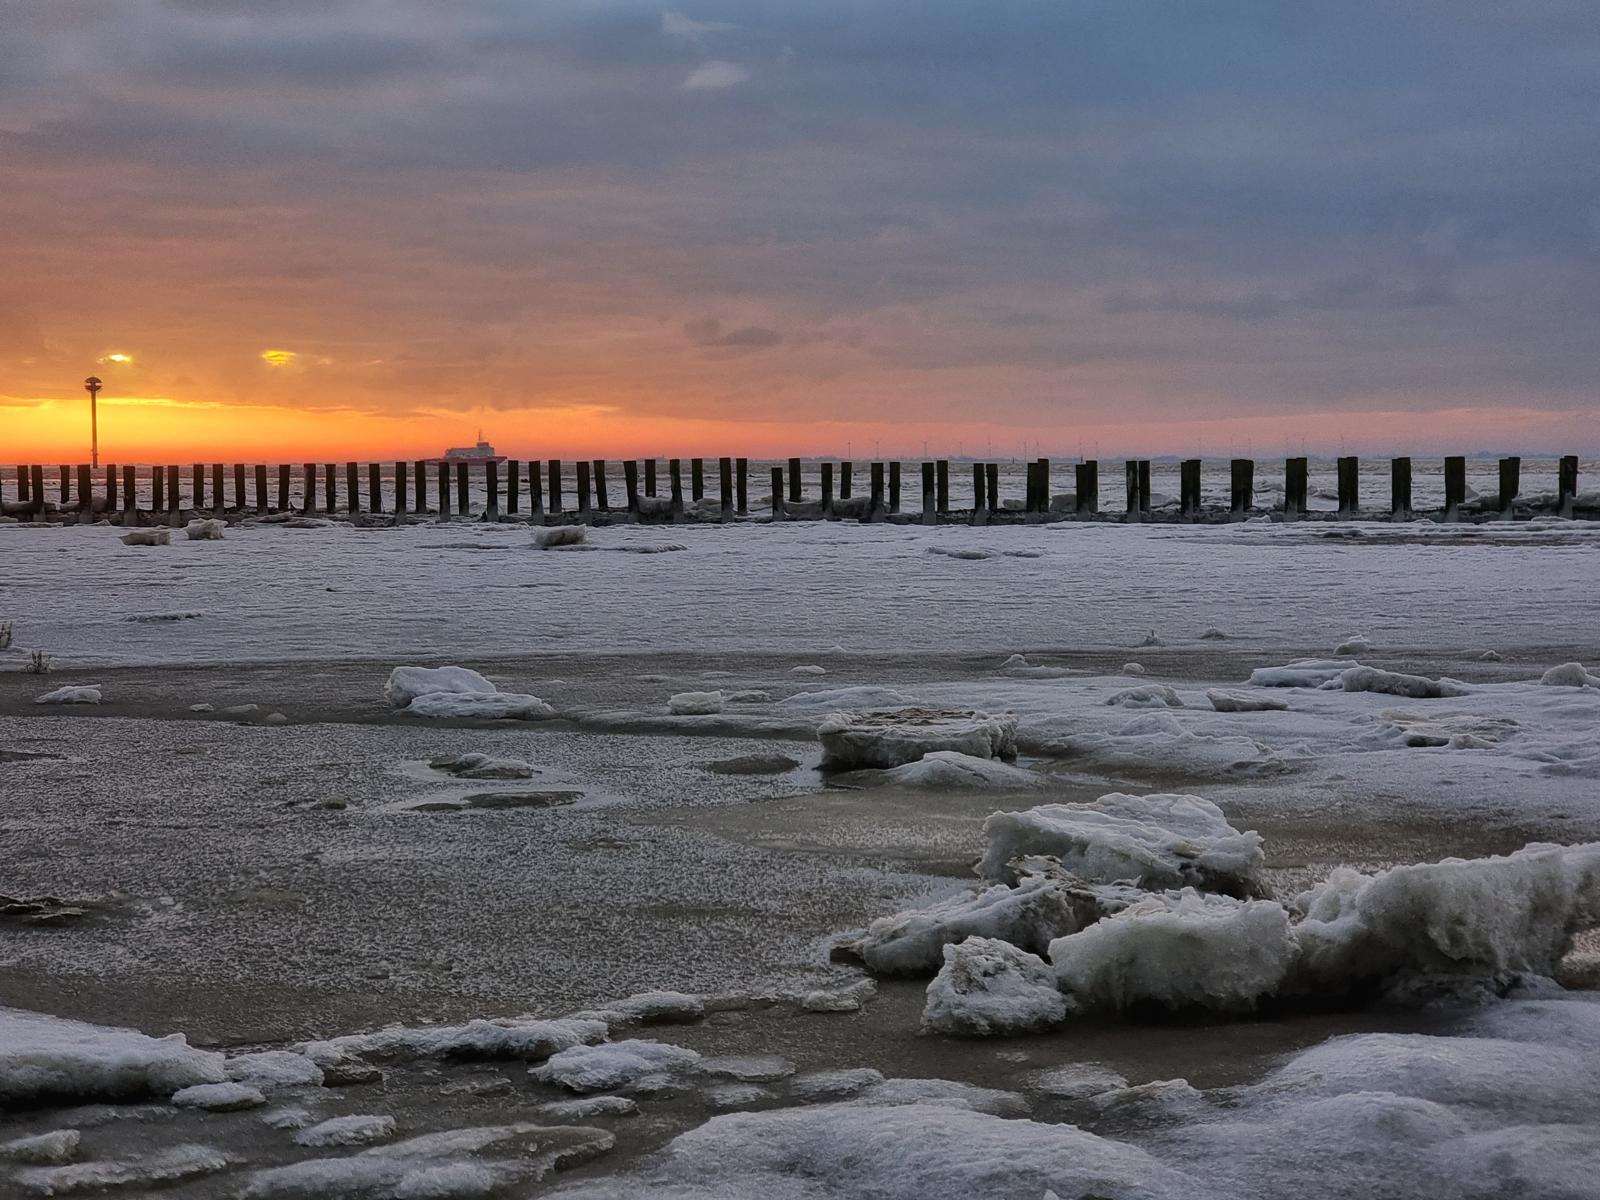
[736,457,748,513]
[691,457,704,502]
[122,465,135,519]
[1138,460,1151,515]
[369,462,382,514]
[936,460,950,512]
[840,460,853,499]
[787,457,802,503]
[889,461,901,512]
[455,461,469,516]
[546,459,561,515]
[594,460,610,511]
[1180,459,1201,519]
[105,463,117,513]
[719,456,733,521]
[1230,458,1253,519]
[324,463,337,514]
[528,460,545,519]
[486,460,501,518]
[167,464,180,520]
[623,459,639,515]
[1337,456,1359,517]
[255,465,268,513]
[30,465,45,515]
[644,458,657,497]
[302,463,316,514]
[971,462,987,525]
[211,462,224,512]
[820,461,835,517]
[151,465,165,514]
[1443,455,1466,521]
[505,460,518,515]
[1081,460,1100,515]
[1284,457,1307,520]
[669,458,684,520]
[1559,454,1579,518]
[233,462,246,511]
[15,465,27,506]
[412,460,426,513]
[868,461,885,522]
[986,462,1000,514]
[190,464,204,511]
[59,465,70,505]
[771,466,786,520]
[1125,460,1141,521]
[346,462,359,514]
[1390,457,1412,519]
[921,462,936,525]
[576,460,592,520]
[395,462,409,519]
[76,464,91,515]
[437,459,450,520]
[277,464,290,512]
[1498,456,1520,518]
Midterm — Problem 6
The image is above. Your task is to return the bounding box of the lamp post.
[84,376,102,468]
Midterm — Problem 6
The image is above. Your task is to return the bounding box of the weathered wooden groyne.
[2,454,1587,526]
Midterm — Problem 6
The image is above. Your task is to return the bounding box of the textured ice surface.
[532,1040,702,1093]
[922,936,1069,1035]
[0,1008,226,1105]
[33,685,101,704]
[817,708,1018,769]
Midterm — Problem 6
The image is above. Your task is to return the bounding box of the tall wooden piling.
[213,462,226,512]
[1336,456,1359,517]
[971,462,988,525]
[644,459,657,498]
[921,462,936,525]
[736,457,748,514]
[278,464,291,512]
[1390,457,1411,519]
[14,465,26,506]
[487,460,501,518]
[788,458,802,503]
[594,460,609,511]
[576,460,592,519]
[1180,459,1202,519]
[889,461,901,512]
[456,462,469,515]
[166,464,180,520]
[76,464,91,515]
[302,463,316,514]
[546,460,561,515]
[771,466,786,520]
[323,464,336,514]
[1125,460,1141,521]
[412,460,426,513]
[840,460,853,500]
[1284,457,1308,519]
[153,465,165,513]
[936,460,949,512]
[868,461,885,522]
[1076,461,1099,516]
[719,457,733,521]
[255,465,268,513]
[1498,456,1520,518]
[192,464,206,511]
[504,460,518,515]
[1559,455,1579,517]
[986,463,1000,514]
[346,462,360,514]
[105,464,117,513]
[529,460,545,519]
[59,466,69,505]
[122,465,135,519]
[1230,459,1253,518]
[819,462,834,517]
[669,458,684,520]
[623,460,639,515]
[1443,455,1466,521]
[30,465,45,515]
[396,462,409,518]
[367,463,381,514]
[234,463,247,511]
[691,457,704,502]
[436,459,450,519]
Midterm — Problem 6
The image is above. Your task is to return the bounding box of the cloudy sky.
[5,1,1599,459]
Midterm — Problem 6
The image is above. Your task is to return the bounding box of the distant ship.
[437,432,506,466]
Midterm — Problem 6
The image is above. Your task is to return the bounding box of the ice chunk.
[922,937,1069,1035]
[1050,890,1297,1014]
[1026,1063,1128,1100]
[298,1016,606,1066]
[789,1067,884,1101]
[0,1129,80,1165]
[699,1055,795,1082]
[1248,659,1356,687]
[537,1095,638,1121]
[799,979,877,1013]
[1336,666,1468,698]
[0,1007,226,1104]
[172,1081,266,1110]
[1206,690,1287,713]
[16,1144,229,1194]
[590,991,706,1026]
[704,1083,772,1109]
[978,793,1267,898]
[34,685,101,705]
[1105,685,1182,709]
[119,528,170,546]
[1120,662,1146,675]
[847,750,1046,791]
[384,665,498,707]
[1541,662,1600,688]
[1333,635,1372,656]
[817,707,1018,770]
[847,867,1140,975]
[667,690,724,715]
[184,518,226,540]
[294,1114,397,1147]
[403,692,555,720]
[536,526,587,548]
[431,752,534,780]
[777,685,912,711]
[790,664,827,675]
[1290,842,1600,994]
[532,1040,702,1093]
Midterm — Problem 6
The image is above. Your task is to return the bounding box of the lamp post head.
[84,376,102,395]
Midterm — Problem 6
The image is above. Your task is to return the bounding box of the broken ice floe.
[532,1040,703,1093]
[922,937,1069,1035]
[668,690,724,715]
[33,684,101,705]
[1542,662,1600,688]
[383,665,555,720]
[833,750,1046,791]
[817,707,1018,770]
[0,1007,226,1105]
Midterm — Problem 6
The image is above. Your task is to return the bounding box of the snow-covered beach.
[3,518,1600,1198]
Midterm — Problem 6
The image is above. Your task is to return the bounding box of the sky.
[4,0,1599,461]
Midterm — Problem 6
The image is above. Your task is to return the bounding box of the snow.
[15,1144,230,1195]
[847,750,1046,790]
[0,1007,226,1104]
[384,665,498,707]
[846,868,1139,975]
[788,1068,884,1101]
[1335,666,1469,698]
[798,979,877,1013]
[431,752,533,780]
[1049,890,1298,1014]
[297,1016,606,1066]
[816,707,1018,769]
[1205,690,1287,712]
[588,991,707,1026]
[1542,661,1600,687]
[922,936,1069,1035]
[0,1129,80,1165]
[1105,684,1182,708]
[33,685,101,704]
[668,690,725,715]
[184,518,226,540]
[537,1095,639,1121]
[294,1114,398,1147]
[700,1055,795,1082]
[1026,1063,1128,1100]
[118,528,169,546]
[977,793,1267,897]
[1121,662,1146,675]
[536,526,587,548]
[1333,635,1373,655]
[404,691,556,720]
[532,1039,703,1092]
[171,1081,267,1110]
[1248,659,1358,687]
[777,685,914,711]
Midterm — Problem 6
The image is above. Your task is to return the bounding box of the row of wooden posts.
[5,454,1584,523]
